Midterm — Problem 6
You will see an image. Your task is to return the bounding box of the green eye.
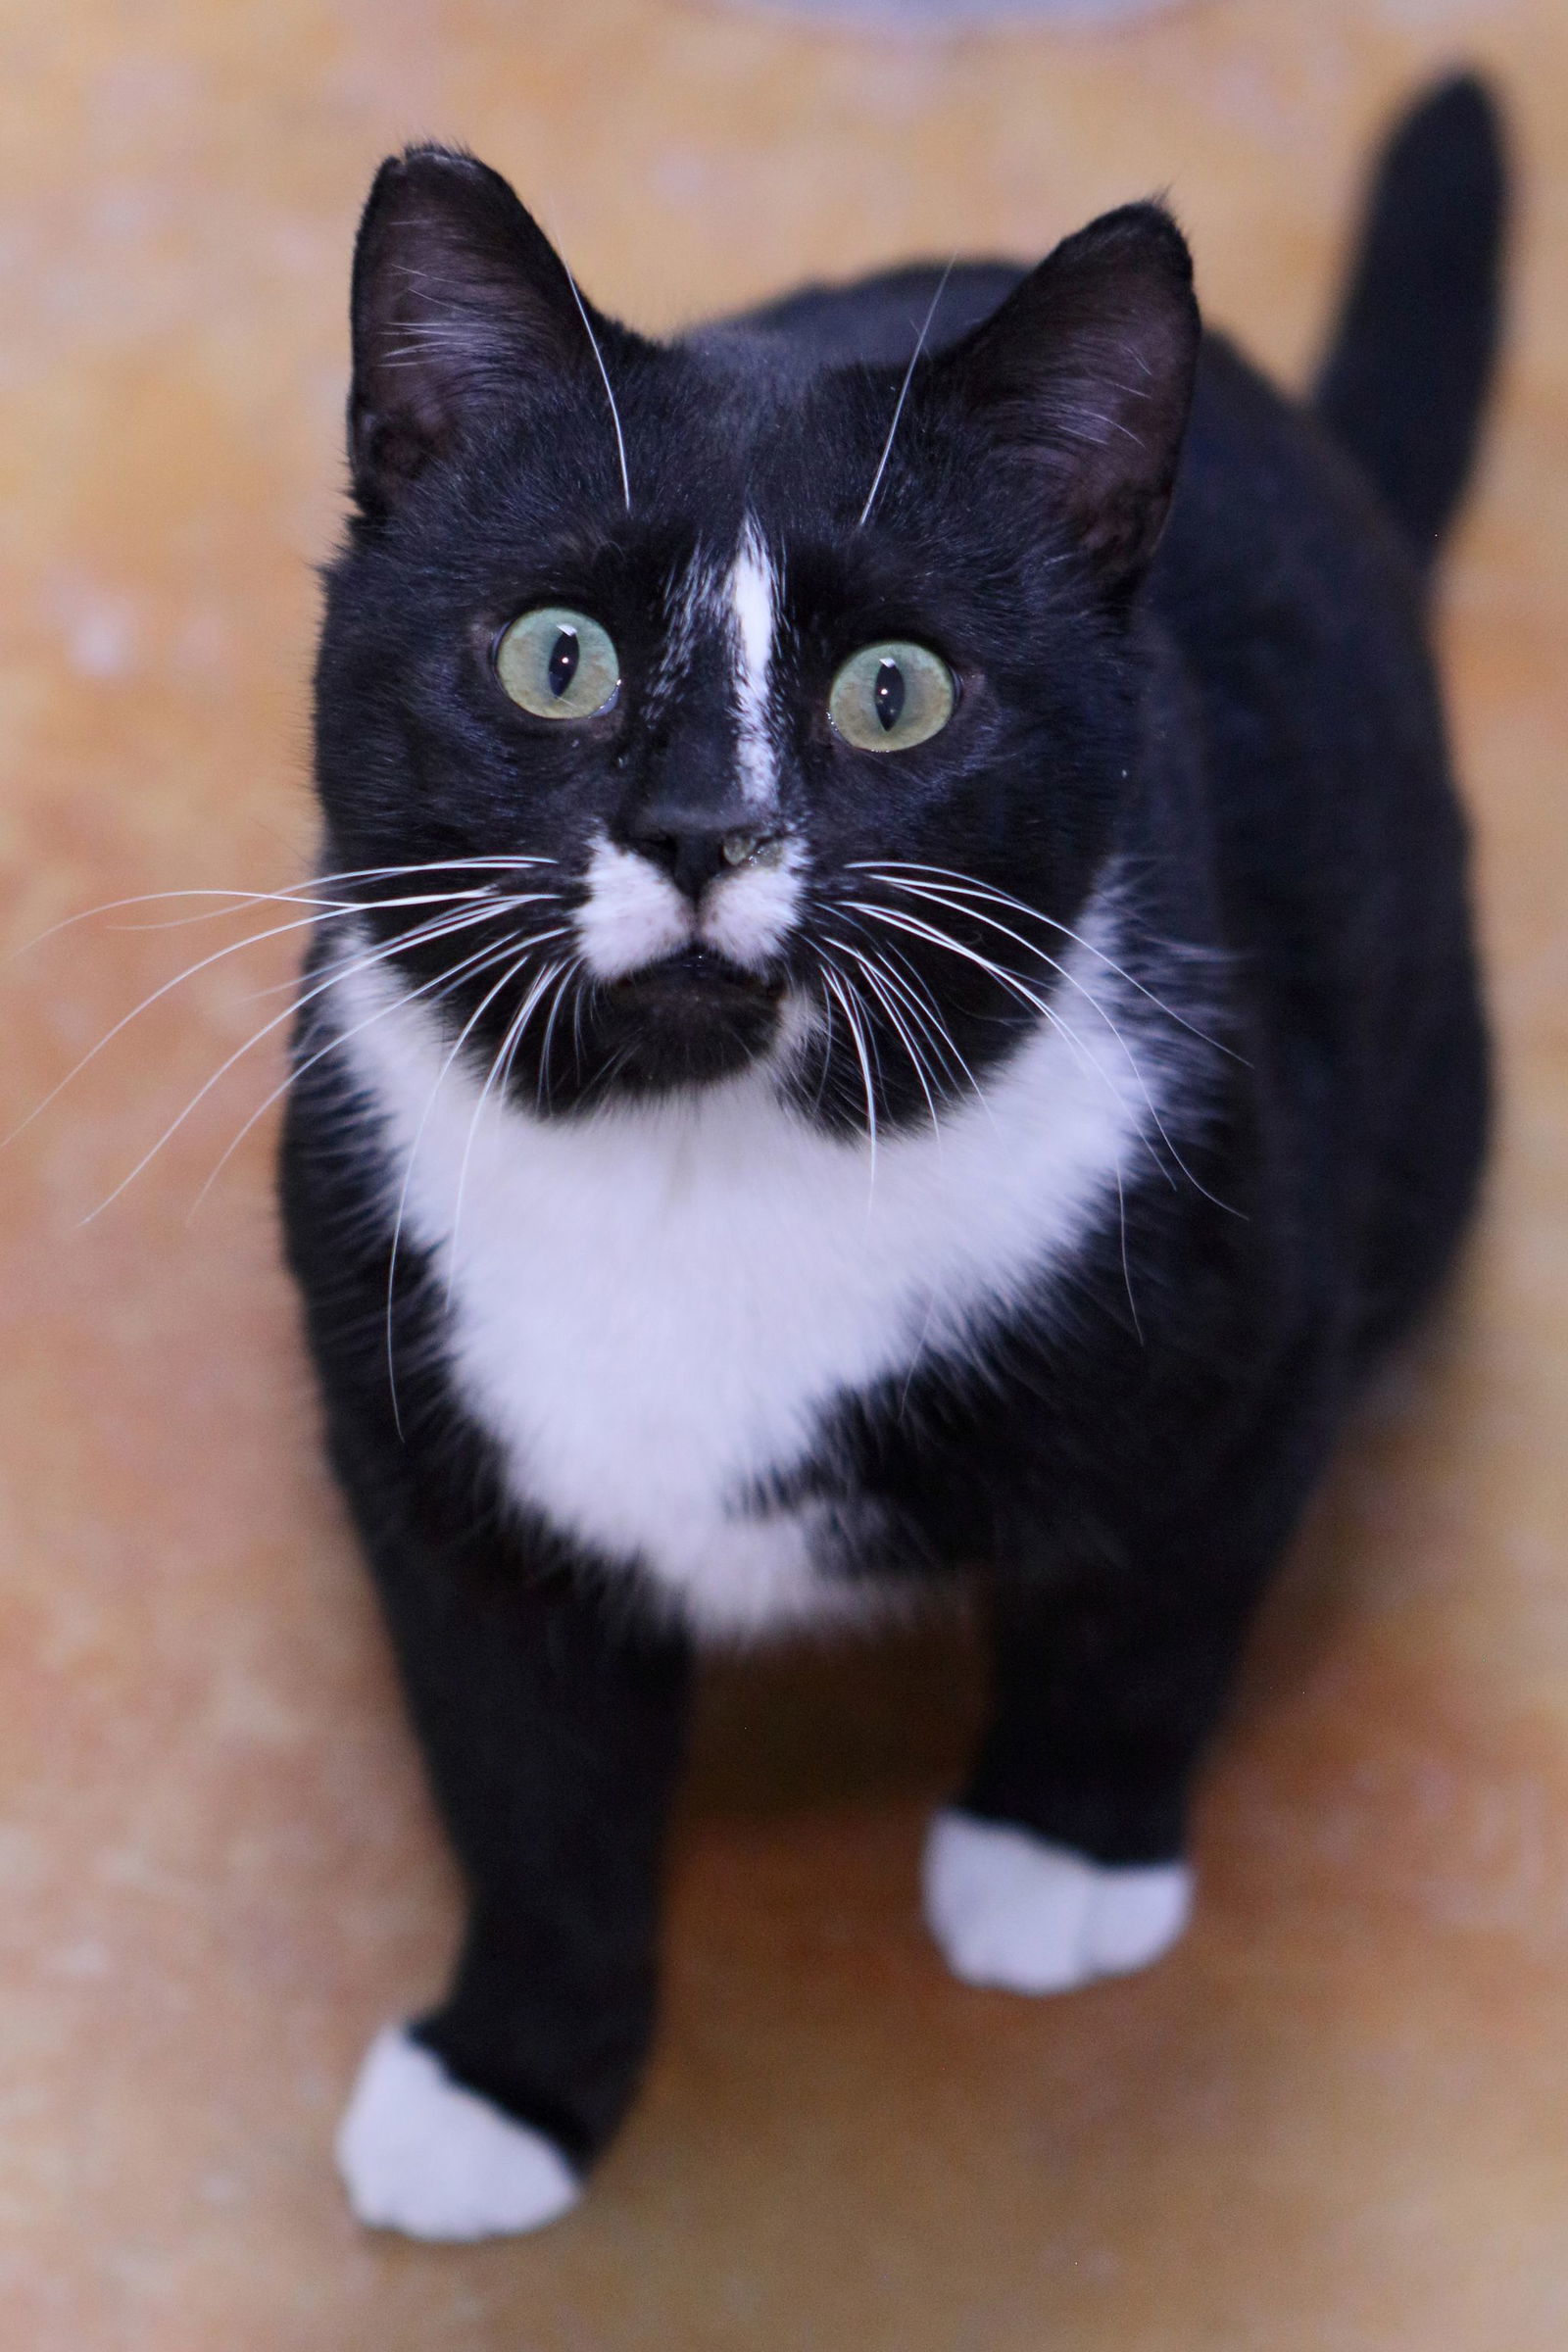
[828,641,955,753]
[495,607,619,719]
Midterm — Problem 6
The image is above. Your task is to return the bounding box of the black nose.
[625,810,772,902]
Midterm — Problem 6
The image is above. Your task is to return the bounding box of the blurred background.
[3,1,1566,2345]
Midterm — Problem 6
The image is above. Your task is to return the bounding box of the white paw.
[335,2025,580,2241]
[922,1809,1193,1995]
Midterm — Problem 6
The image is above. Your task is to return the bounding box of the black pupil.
[548,627,580,699]
[873,659,906,732]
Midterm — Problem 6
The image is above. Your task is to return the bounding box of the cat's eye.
[827,641,955,754]
[494,607,619,719]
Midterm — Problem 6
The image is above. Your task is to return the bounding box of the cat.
[279,75,1504,2238]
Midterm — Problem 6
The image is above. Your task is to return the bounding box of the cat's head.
[315,147,1199,1127]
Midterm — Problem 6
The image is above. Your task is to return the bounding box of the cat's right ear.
[348,146,612,519]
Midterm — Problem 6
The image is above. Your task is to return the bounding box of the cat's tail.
[1314,73,1507,569]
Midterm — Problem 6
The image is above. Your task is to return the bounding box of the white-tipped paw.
[336,2025,580,2241]
[923,1809,1193,1995]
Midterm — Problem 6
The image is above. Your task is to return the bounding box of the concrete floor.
[3,1,1567,2344]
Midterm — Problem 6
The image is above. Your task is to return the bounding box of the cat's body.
[282,79,1503,2236]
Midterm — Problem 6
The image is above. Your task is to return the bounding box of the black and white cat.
[281,78,1503,2237]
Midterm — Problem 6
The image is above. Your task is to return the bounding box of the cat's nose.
[625,806,768,902]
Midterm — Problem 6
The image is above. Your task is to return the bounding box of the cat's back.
[1152,333,1477,1046]
[1151,330,1488,1347]
[704,260,1029,372]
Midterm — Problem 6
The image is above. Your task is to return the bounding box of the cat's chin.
[564,947,786,1103]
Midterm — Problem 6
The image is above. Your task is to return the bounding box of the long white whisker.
[383,937,570,1431]
[112,887,538,936]
[563,265,631,515]
[836,910,989,1111]
[1113,1160,1144,1345]
[220,893,560,1005]
[196,923,569,1217]
[824,935,942,1136]
[12,858,560,957]
[128,869,558,928]
[444,947,574,1308]
[494,956,570,1112]
[84,903,543,1221]
[8,890,536,1150]
[819,963,879,1187]
[861,880,1162,1122]
[805,986,838,1119]
[846,895,1238,1221]
[874,903,1111,1084]
[533,958,583,1112]
[856,881,1231,1208]
[842,898,1138,1136]
[858,258,955,530]
[851,861,1238,1058]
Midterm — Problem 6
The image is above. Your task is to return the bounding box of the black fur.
[1316,72,1506,564]
[283,79,1500,2190]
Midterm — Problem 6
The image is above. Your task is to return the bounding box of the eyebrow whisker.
[858,258,956,530]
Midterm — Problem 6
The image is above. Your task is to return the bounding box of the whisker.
[445,946,575,1307]
[1113,1160,1144,1346]
[198,921,570,1217]
[855,898,1120,1096]
[494,955,570,1114]
[806,986,838,1120]
[220,897,557,1005]
[858,259,956,530]
[843,895,1140,1128]
[7,889,539,1151]
[818,962,879,1183]
[846,894,1237,1215]
[382,937,570,1429]
[83,904,538,1222]
[13,863,564,1149]
[12,856,560,957]
[835,911,990,1112]
[563,264,631,515]
[855,881,1234,1209]
[849,861,1239,1059]
[534,958,583,1112]
[822,933,942,1136]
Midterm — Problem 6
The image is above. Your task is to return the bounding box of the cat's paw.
[335,2025,580,2240]
[922,1808,1192,1994]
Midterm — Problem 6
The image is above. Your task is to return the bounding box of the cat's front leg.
[331,1469,693,2240]
[924,1535,1268,1998]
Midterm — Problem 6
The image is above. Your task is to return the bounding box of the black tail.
[1315,73,1507,569]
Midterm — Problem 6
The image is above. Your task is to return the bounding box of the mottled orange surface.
[3,2,1566,2344]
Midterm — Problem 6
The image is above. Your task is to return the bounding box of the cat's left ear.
[932,204,1200,603]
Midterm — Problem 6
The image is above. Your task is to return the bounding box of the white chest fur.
[331,940,1163,1638]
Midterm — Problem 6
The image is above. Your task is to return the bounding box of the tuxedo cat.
[281,77,1503,2236]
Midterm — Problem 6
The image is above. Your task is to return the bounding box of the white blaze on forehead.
[728,520,777,808]
[574,832,693,980]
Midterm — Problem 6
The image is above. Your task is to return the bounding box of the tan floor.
[3,0,1567,2343]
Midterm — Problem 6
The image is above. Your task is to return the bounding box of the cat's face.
[315,150,1198,1127]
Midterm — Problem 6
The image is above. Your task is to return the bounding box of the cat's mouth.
[606,944,785,1008]
[590,945,786,1093]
